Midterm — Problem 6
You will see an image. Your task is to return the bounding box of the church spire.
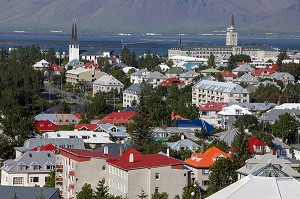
[231,14,235,27]
[70,19,78,45]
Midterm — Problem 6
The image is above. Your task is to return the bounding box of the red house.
[36,120,59,131]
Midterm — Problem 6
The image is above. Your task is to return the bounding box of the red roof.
[83,62,100,70]
[220,71,238,78]
[50,64,63,72]
[252,68,275,76]
[171,112,189,120]
[198,102,228,111]
[75,124,99,131]
[185,146,231,168]
[36,120,59,131]
[31,144,57,152]
[160,78,185,87]
[73,114,82,119]
[247,136,267,153]
[107,148,184,170]
[60,148,119,159]
[99,112,136,125]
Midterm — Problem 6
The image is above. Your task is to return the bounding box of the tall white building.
[226,14,238,46]
[68,21,80,63]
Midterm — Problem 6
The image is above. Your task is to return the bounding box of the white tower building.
[69,21,79,63]
[226,15,238,46]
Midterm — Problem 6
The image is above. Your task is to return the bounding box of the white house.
[93,75,124,96]
[33,59,49,70]
[123,84,141,107]
[130,69,151,84]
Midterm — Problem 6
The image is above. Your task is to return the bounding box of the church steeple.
[70,19,78,45]
[231,14,235,27]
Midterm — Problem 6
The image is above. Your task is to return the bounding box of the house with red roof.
[251,68,275,78]
[50,63,63,75]
[160,78,185,87]
[99,112,136,125]
[220,71,238,82]
[247,136,270,154]
[106,148,190,199]
[83,62,100,70]
[198,102,228,127]
[56,147,119,199]
[185,146,231,189]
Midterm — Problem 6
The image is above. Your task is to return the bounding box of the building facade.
[123,84,141,107]
[192,80,250,106]
[69,21,79,63]
[93,75,124,96]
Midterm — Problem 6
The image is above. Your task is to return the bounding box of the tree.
[129,83,154,152]
[86,92,109,117]
[181,186,200,199]
[208,140,229,152]
[77,183,95,199]
[231,129,252,168]
[234,115,259,131]
[207,54,216,68]
[206,158,237,196]
[279,63,300,82]
[228,54,251,69]
[280,83,300,103]
[44,170,55,188]
[250,84,281,103]
[94,181,109,199]
[58,101,71,113]
[45,48,56,64]
[276,52,288,68]
[138,189,148,199]
[151,192,168,199]
[272,113,299,144]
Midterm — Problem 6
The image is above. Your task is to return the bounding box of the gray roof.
[270,72,295,81]
[214,128,239,146]
[201,68,221,73]
[272,138,291,150]
[97,124,128,138]
[234,73,259,84]
[81,50,102,56]
[19,138,85,151]
[232,64,254,73]
[131,68,150,76]
[259,109,300,122]
[124,83,141,94]
[0,186,59,199]
[145,71,167,80]
[166,139,200,151]
[228,102,276,111]
[179,70,199,78]
[3,151,56,173]
[166,67,187,75]
[193,80,249,94]
[93,75,124,86]
[95,143,129,155]
[200,75,215,81]
[237,154,300,178]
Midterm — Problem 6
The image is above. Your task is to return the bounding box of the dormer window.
[19,165,26,170]
[33,165,39,170]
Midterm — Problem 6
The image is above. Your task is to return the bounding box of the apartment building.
[192,80,249,106]
[93,75,124,96]
[130,69,151,84]
[198,102,228,126]
[106,148,190,199]
[55,148,118,199]
[185,147,230,190]
[66,68,107,85]
[1,151,56,187]
[123,84,141,107]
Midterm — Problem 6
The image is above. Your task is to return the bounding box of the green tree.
[122,47,132,65]
[234,115,259,131]
[281,83,300,103]
[45,48,56,64]
[86,92,109,117]
[228,54,251,69]
[94,181,109,199]
[58,101,71,113]
[206,158,237,196]
[272,113,299,144]
[129,83,154,152]
[138,189,148,199]
[208,140,229,152]
[44,170,55,188]
[181,186,200,199]
[127,68,137,76]
[77,183,95,199]
[207,54,216,68]
[151,192,168,199]
[276,52,288,68]
[279,63,300,82]
[250,84,281,103]
[231,129,252,168]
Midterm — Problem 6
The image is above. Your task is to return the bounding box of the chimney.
[119,145,124,156]
[104,146,109,155]
[166,148,170,157]
[200,143,204,154]
[181,134,185,140]
[129,153,134,163]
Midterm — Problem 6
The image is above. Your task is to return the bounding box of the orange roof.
[185,146,230,168]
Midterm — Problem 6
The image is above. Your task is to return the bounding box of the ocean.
[1,33,300,56]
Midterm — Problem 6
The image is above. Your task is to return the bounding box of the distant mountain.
[0,0,299,34]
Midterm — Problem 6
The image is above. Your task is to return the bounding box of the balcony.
[56,164,63,169]
[69,184,75,190]
[56,177,63,182]
[69,171,75,176]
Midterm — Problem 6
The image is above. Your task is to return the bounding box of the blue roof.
[184,62,203,70]
[176,119,214,135]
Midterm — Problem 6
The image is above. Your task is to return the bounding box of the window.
[102,165,106,171]
[93,134,97,137]
[202,169,210,174]
[155,173,160,180]
[30,177,39,183]
[69,135,77,138]
[46,165,54,170]
[33,166,39,170]
[19,165,26,170]
[102,178,105,184]
[13,177,23,185]
[82,136,89,139]
[155,187,159,193]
